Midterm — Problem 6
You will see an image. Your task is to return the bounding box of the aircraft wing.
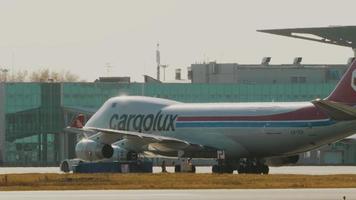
[84,127,193,152]
[64,112,216,156]
[311,99,356,120]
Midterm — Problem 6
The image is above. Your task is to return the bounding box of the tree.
[13,70,28,82]
[0,68,82,82]
[30,69,50,82]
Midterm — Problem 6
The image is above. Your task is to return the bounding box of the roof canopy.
[258,26,356,49]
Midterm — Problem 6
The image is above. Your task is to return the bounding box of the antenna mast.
[105,62,113,76]
[156,43,160,81]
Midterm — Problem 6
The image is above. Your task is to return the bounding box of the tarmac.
[1,166,356,175]
[0,189,355,200]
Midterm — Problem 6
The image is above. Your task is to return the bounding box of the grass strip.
[0,173,355,191]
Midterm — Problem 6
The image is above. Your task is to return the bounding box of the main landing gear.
[211,158,270,174]
[212,164,235,174]
[211,150,235,173]
[126,151,138,161]
[237,159,269,174]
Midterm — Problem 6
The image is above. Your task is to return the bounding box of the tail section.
[326,60,356,105]
[312,60,356,121]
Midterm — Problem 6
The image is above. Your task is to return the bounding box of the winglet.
[70,114,85,128]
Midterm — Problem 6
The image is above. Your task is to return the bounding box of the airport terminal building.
[0,80,356,166]
[190,61,346,84]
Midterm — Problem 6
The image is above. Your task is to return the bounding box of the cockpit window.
[111,103,117,108]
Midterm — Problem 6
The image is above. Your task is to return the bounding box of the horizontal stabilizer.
[339,134,356,144]
[311,99,356,120]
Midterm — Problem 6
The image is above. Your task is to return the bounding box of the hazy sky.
[0,0,355,81]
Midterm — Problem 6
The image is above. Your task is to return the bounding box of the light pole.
[161,65,168,81]
[0,68,9,82]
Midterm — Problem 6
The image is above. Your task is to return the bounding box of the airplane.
[67,60,356,174]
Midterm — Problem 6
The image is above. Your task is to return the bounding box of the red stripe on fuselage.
[177,105,329,121]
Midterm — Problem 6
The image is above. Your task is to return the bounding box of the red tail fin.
[326,60,356,105]
[70,114,85,128]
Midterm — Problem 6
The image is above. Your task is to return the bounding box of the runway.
[0,189,355,200]
[1,166,356,175]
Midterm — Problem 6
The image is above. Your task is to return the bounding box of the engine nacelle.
[75,139,114,161]
[265,155,299,167]
[112,145,130,161]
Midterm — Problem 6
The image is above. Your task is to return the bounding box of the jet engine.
[75,139,114,161]
[111,145,130,161]
[265,155,299,167]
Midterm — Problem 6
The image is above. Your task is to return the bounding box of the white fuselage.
[85,96,356,159]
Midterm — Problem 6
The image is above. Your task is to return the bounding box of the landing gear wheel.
[223,166,234,174]
[60,161,70,173]
[237,166,245,174]
[212,165,219,173]
[127,151,138,161]
[261,165,269,174]
[237,159,269,174]
[212,165,234,173]
[174,165,181,173]
[190,165,196,173]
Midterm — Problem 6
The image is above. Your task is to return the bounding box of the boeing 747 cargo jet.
[67,60,356,174]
